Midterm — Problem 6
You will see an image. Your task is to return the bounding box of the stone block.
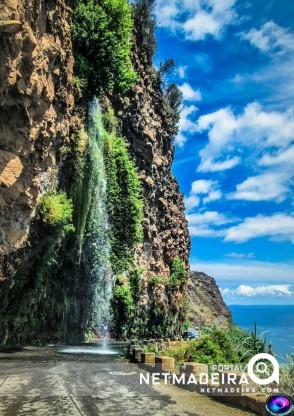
[141,353,155,364]
[132,348,142,363]
[155,356,174,370]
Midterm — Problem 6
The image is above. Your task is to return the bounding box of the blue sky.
[154,0,294,305]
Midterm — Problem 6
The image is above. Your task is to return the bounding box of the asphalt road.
[0,346,257,416]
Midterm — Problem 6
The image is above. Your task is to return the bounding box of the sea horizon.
[229,304,294,360]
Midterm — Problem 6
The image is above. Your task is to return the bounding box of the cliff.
[187,271,232,329]
[0,0,190,343]
[0,0,74,278]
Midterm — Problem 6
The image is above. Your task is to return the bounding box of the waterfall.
[81,97,114,338]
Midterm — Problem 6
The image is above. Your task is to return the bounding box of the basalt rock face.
[110,31,191,337]
[0,0,74,276]
[0,1,190,343]
[112,36,190,278]
[187,271,232,328]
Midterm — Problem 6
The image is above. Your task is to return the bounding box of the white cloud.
[188,211,236,226]
[224,213,294,244]
[155,0,238,41]
[196,102,294,171]
[190,260,294,284]
[198,157,240,172]
[184,195,200,212]
[177,65,188,78]
[222,284,293,297]
[179,83,202,101]
[191,179,214,194]
[185,180,222,212]
[183,10,221,40]
[228,173,291,202]
[241,21,294,55]
[187,211,294,244]
[225,252,255,259]
[259,146,294,166]
[203,189,222,204]
[175,105,199,147]
[239,22,294,106]
[187,211,237,237]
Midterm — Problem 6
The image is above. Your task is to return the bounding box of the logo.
[266,395,293,416]
[247,353,279,385]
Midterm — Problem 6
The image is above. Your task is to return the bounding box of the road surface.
[0,345,257,416]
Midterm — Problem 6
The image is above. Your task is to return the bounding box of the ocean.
[229,305,294,360]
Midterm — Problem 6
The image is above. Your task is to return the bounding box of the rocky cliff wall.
[108,25,191,338]
[0,0,234,345]
[0,0,74,277]
[112,49,190,279]
[187,271,232,329]
[0,0,190,343]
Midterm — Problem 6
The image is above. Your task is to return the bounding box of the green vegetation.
[168,256,187,287]
[38,192,74,232]
[228,323,268,361]
[141,325,272,367]
[129,267,143,302]
[280,355,294,395]
[72,0,137,94]
[111,275,136,337]
[104,130,144,273]
[148,275,165,285]
[160,329,238,366]
[155,59,176,88]
[183,318,190,331]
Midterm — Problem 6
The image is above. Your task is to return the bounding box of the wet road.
[0,345,257,416]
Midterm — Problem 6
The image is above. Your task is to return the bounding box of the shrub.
[38,192,74,232]
[183,318,190,331]
[104,132,144,273]
[72,0,137,94]
[155,59,176,89]
[210,329,239,363]
[279,355,294,396]
[187,338,224,365]
[161,329,239,365]
[129,267,144,302]
[168,256,187,287]
[228,323,268,362]
[148,275,165,285]
[112,276,135,337]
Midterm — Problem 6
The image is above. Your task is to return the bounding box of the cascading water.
[80,97,114,339]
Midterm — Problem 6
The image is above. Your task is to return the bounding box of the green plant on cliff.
[129,267,143,302]
[72,0,137,94]
[148,275,165,285]
[104,132,143,273]
[112,275,135,336]
[38,192,74,232]
[168,256,187,287]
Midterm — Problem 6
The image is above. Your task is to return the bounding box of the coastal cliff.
[187,271,232,328]
[0,0,226,344]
